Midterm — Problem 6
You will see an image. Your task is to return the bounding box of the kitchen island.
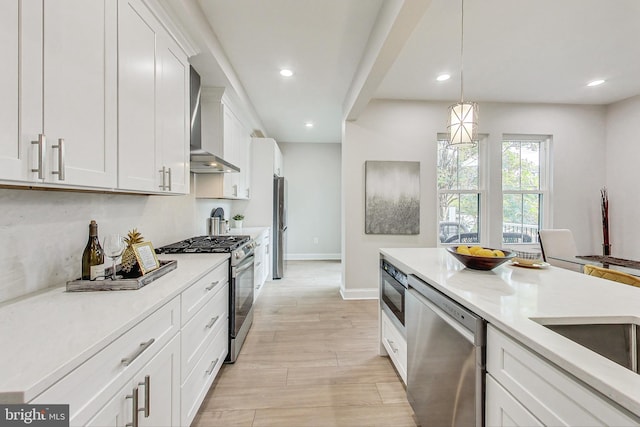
[381,248,640,424]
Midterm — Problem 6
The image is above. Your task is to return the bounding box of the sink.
[532,317,639,374]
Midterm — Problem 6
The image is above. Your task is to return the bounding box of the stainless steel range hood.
[189,66,240,174]
[190,150,240,173]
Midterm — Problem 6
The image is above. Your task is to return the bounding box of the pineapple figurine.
[121,229,144,276]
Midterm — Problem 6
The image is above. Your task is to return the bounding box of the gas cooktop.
[155,235,251,254]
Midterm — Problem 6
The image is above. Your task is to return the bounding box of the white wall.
[605,95,640,260]
[279,142,341,260]
[342,99,607,298]
[0,182,198,303]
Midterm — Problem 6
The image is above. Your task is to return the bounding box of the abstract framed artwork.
[365,160,420,235]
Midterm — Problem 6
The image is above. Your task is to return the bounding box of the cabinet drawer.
[32,297,180,424]
[181,324,227,427]
[381,309,407,384]
[181,283,228,381]
[487,325,639,426]
[181,260,228,326]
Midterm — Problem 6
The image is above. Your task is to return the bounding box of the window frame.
[436,133,488,246]
[501,134,552,245]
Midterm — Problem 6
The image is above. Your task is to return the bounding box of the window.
[437,135,483,244]
[501,135,549,244]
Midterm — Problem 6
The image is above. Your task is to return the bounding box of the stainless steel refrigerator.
[273,176,287,279]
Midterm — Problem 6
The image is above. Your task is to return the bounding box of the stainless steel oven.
[380,259,408,333]
[155,235,255,364]
[229,243,255,363]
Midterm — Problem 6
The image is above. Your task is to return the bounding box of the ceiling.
[164,0,640,144]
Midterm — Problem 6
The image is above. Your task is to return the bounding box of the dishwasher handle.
[407,288,476,344]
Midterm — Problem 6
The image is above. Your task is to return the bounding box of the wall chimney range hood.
[189,66,240,174]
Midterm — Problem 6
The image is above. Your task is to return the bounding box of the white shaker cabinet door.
[118,0,159,192]
[42,0,117,188]
[156,36,189,195]
[85,334,181,427]
[0,1,42,183]
[0,0,22,181]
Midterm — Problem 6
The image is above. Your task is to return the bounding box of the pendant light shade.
[447,101,478,147]
[447,0,478,147]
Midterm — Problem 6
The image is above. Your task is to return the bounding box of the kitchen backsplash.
[0,185,228,304]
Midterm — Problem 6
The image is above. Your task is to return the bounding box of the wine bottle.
[82,220,105,280]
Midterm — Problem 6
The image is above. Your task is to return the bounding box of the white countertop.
[380,248,640,417]
[0,253,228,403]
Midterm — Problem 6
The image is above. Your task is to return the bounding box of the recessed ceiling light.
[280,69,294,77]
[587,79,605,87]
[437,74,451,82]
[304,122,314,128]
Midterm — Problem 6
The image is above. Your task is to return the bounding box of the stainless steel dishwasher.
[406,274,486,427]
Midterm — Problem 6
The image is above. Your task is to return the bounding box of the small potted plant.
[232,214,245,229]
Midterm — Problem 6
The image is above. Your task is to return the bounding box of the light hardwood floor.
[193,260,418,427]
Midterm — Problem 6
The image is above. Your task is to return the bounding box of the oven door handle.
[234,257,255,274]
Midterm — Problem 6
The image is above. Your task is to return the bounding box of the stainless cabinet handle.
[158,166,167,190]
[138,375,150,418]
[166,167,172,191]
[386,339,399,354]
[205,358,220,375]
[232,184,238,197]
[125,387,139,427]
[205,315,220,329]
[205,280,219,291]
[121,338,155,366]
[51,138,65,181]
[31,134,46,179]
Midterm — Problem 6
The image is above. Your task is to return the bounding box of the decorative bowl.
[446,246,516,270]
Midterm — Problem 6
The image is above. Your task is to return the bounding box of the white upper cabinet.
[196,90,251,199]
[1,0,188,194]
[1,0,117,188]
[118,0,189,194]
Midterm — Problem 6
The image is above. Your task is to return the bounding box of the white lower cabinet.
[32,297,181,426]
[27,261,230,427]
[180,267,229,426]
[486,375,544,427]
[181,322,227,426]
[87,333,181,427]
[486,325,639,427]
[253,229,270,301]
[380,309,407,384]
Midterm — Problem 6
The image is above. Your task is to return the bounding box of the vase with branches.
[601,187,610,256]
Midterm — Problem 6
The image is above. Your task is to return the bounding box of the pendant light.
[447,0,478,147]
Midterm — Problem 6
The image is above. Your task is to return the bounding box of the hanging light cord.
[460,0,465,103]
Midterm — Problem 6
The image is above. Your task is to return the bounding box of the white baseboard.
[286,253,342,261]
[340,287,379,300]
